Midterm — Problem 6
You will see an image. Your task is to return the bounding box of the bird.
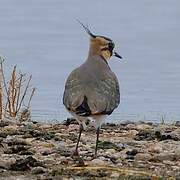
[63,21,122,157]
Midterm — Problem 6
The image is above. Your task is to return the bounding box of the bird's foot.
[93,154,98,159]
[72,149,79,157]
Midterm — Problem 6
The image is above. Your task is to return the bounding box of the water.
[0,0,180,123]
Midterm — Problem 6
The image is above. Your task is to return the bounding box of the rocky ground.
[0,118,180,180]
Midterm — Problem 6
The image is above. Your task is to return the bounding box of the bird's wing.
[63,69,120,116]
[63,69,85,112]
[87,72,120,115]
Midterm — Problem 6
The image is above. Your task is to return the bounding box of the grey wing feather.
[63,68,120,116]
[63,69,84,111]
[88,72,120,115]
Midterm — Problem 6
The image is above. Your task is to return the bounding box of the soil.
[0,118,179,179]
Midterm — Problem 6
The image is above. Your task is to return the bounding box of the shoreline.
[0,119,180,179]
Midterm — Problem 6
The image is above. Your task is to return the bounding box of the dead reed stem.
[0,58,35,119]
[0,59,11,116]
[17,75,32,112]
[15,74,23,113]
[11,66,17,115]
[27,87,36,109]
[0,74,3,119]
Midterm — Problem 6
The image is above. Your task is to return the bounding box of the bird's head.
[78,20,122,61]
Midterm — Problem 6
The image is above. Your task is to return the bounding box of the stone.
[0,121,9,127]
[3,125,19,134]
[172,166,180,171]
[136,124,152,130]
[128,130,138,138]
[126,149,138,156]
[163,160,175,165]
[9,156,43,171]
[105,148,116,154]
[41,149,53,156]
[5,144,30,154]
[135,153,152,161]
[42,156,56,165]
[0,157,16,169]
[62,118,78,126]
[110,172,120,178]
[148,143,163,153]
[68,124,79,131]
[174,147,180,160]
[90,159,107,166]
[0,142,6,154]
[0,131,8,138]
[169,129,180,141]
[0,121,179,178]
[56,141,67,151]
[134,130,155,141]
[97,141,124,151]
[4,136,29,146]
[120,120,134,126]
[0,125,19,138]
[174,121,180,127]
[153,152,175,162]
[126,124,136,129]
[31,166,47,174]
[60,156,73,165]
[27,129,44,138]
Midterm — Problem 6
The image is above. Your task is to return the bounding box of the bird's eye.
[108,42,115,51]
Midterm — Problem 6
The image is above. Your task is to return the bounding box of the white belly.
[68,111,107,130]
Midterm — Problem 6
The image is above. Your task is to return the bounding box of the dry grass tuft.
[0,56,35,120]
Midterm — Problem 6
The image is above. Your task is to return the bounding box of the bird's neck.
[86,53,110,70]
[88,42,101,57]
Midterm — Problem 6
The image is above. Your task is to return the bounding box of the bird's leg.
[94,127,100,158]
[73,123,83,156]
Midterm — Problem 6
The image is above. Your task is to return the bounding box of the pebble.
[128,130,138,138]
[9,156,43,171]
[148,143,163,153]
[86,156,93,161]
[0,120,179,178]
[41,149,53,156]
[134,130,155,141]
[31,166,47,174]
[170,129,180,141]
[126,124,136,129]
[80,150,89,156]
[4,136,29,146]
[105,148,116,154]
[163,160,175,165]
[42,156,56,165]
[3,125,19,134]
[153,152,175,161]
[126,149,138,156]
[135,153,152,161]
[110,172,120,178]
[90,159,107,166]
[174,147,180,160]
[174,121,180,126]
[0,157,16,169]
[172,166,180,171]
[136,124,152,130]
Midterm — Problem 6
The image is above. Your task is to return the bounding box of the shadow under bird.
[63,21,122,157]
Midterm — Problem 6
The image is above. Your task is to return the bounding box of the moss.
[97,141,124,151]
[44,131,56,140]
[50,168,64,176]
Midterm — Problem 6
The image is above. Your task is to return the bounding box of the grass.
[0,56,35,120]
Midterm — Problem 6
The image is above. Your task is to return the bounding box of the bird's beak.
[114,51,122,59]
